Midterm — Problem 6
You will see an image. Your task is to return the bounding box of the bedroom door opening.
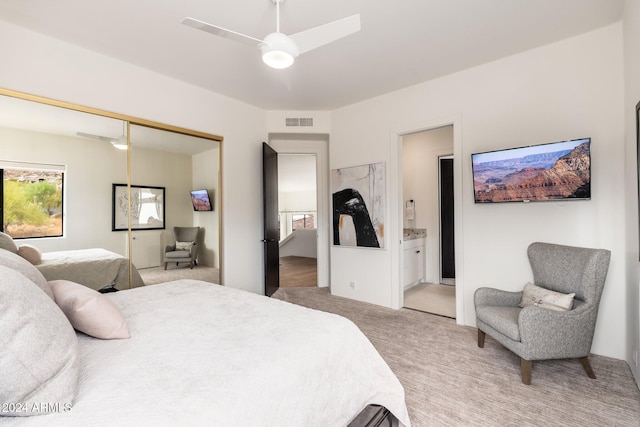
[277,153,318,288]
[268,135,329,290]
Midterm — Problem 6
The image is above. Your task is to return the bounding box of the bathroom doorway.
[401,126,456,318]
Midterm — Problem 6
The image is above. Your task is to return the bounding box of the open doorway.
[401,126,456,318]
[277,153,318,288]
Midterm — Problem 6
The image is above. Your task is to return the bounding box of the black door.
[440,157,455,280]
[263,142,280,297]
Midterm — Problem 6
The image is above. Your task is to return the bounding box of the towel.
[405,205,415,220]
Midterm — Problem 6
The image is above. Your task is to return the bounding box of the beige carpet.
[273,287,640,427]
[404,283,456,318]
[138,265,219,285]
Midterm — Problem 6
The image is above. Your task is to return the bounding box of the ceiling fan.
[76,127,128,150]
[182,0,361,69]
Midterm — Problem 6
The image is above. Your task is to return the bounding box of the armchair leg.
[164,262,167,270]
[521,359,532,385]
[477,329,485,348]
[579,356,597,379]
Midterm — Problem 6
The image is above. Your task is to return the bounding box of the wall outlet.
[634,349,638,367]
[349,281,356,289]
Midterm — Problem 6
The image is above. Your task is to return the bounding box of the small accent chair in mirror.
[474,242,611,385]
[163,226,200,270]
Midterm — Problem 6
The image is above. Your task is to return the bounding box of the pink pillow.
[18,244,42,265]
[49,280,130,339]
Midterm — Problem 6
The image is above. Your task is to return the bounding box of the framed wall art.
[112,184,165,231]
[331,162,385,249]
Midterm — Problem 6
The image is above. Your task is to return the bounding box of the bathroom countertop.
[403,228,426,241]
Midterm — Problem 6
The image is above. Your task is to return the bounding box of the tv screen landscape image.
[471,138,591,203]
[190,189,213,211]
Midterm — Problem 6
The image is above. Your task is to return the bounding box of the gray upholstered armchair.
[474,242,611,384]
[163,226,200,270]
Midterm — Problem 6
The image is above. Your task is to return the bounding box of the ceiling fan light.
[261,32,298,69]
[262,50,294,69]
[111,138,128,150]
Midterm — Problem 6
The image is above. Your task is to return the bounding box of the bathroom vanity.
[403,228,426,289]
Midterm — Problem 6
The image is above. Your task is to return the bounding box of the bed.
[35,248,144,291]
[0,232,144,291]
[0,248,411,426]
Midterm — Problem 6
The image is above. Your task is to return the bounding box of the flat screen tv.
[190,189,213,211]
[471,137,591,203]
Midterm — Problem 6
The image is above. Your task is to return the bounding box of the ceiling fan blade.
[181,17,263,47]
[76,132,114,143]
[289,14,361,55]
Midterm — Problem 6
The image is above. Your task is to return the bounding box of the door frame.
[268,134,330,288]
[390,115,465,324]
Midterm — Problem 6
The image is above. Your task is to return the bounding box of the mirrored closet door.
[0,88,222,288]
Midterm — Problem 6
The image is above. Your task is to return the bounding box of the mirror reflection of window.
[1,164,65,239]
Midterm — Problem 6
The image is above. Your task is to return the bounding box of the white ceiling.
[0,0,624,111]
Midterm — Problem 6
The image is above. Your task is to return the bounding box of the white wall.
[0,20,267,293]
[623,0,640,382]
[266,111,332,134]
[330,23,626,359]
[279,228,317,258]
[402,126,454,284]
[280,190,316,212]
[192,147,220,268]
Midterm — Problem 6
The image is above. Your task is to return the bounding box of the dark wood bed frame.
[348,405,396,427]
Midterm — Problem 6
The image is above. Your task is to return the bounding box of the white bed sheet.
[36,248,144,291]
[5,280,410,426]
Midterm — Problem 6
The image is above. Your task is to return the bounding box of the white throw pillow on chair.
[519,282,575,311]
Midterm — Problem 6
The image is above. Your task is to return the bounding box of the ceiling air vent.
[285,117,314,127]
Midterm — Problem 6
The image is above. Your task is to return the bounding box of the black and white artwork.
[331,162,385,248]
[112,184,165,231]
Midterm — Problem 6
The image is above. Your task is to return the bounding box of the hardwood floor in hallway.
[279,256,317,288]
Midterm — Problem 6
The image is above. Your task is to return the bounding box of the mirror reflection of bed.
[0,93,221,288]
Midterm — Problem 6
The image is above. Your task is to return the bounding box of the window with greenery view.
[2,168,64,239]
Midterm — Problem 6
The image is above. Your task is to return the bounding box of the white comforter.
[36,248,144,291]
[7,281,410,426]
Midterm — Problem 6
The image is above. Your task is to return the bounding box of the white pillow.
[18,244,42,265]
[0,231,18,253]
[175,240,195,250]
[0,246,53,300]
[50,280,130,339]
[0,266,78,416]
[519,282,575,311]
